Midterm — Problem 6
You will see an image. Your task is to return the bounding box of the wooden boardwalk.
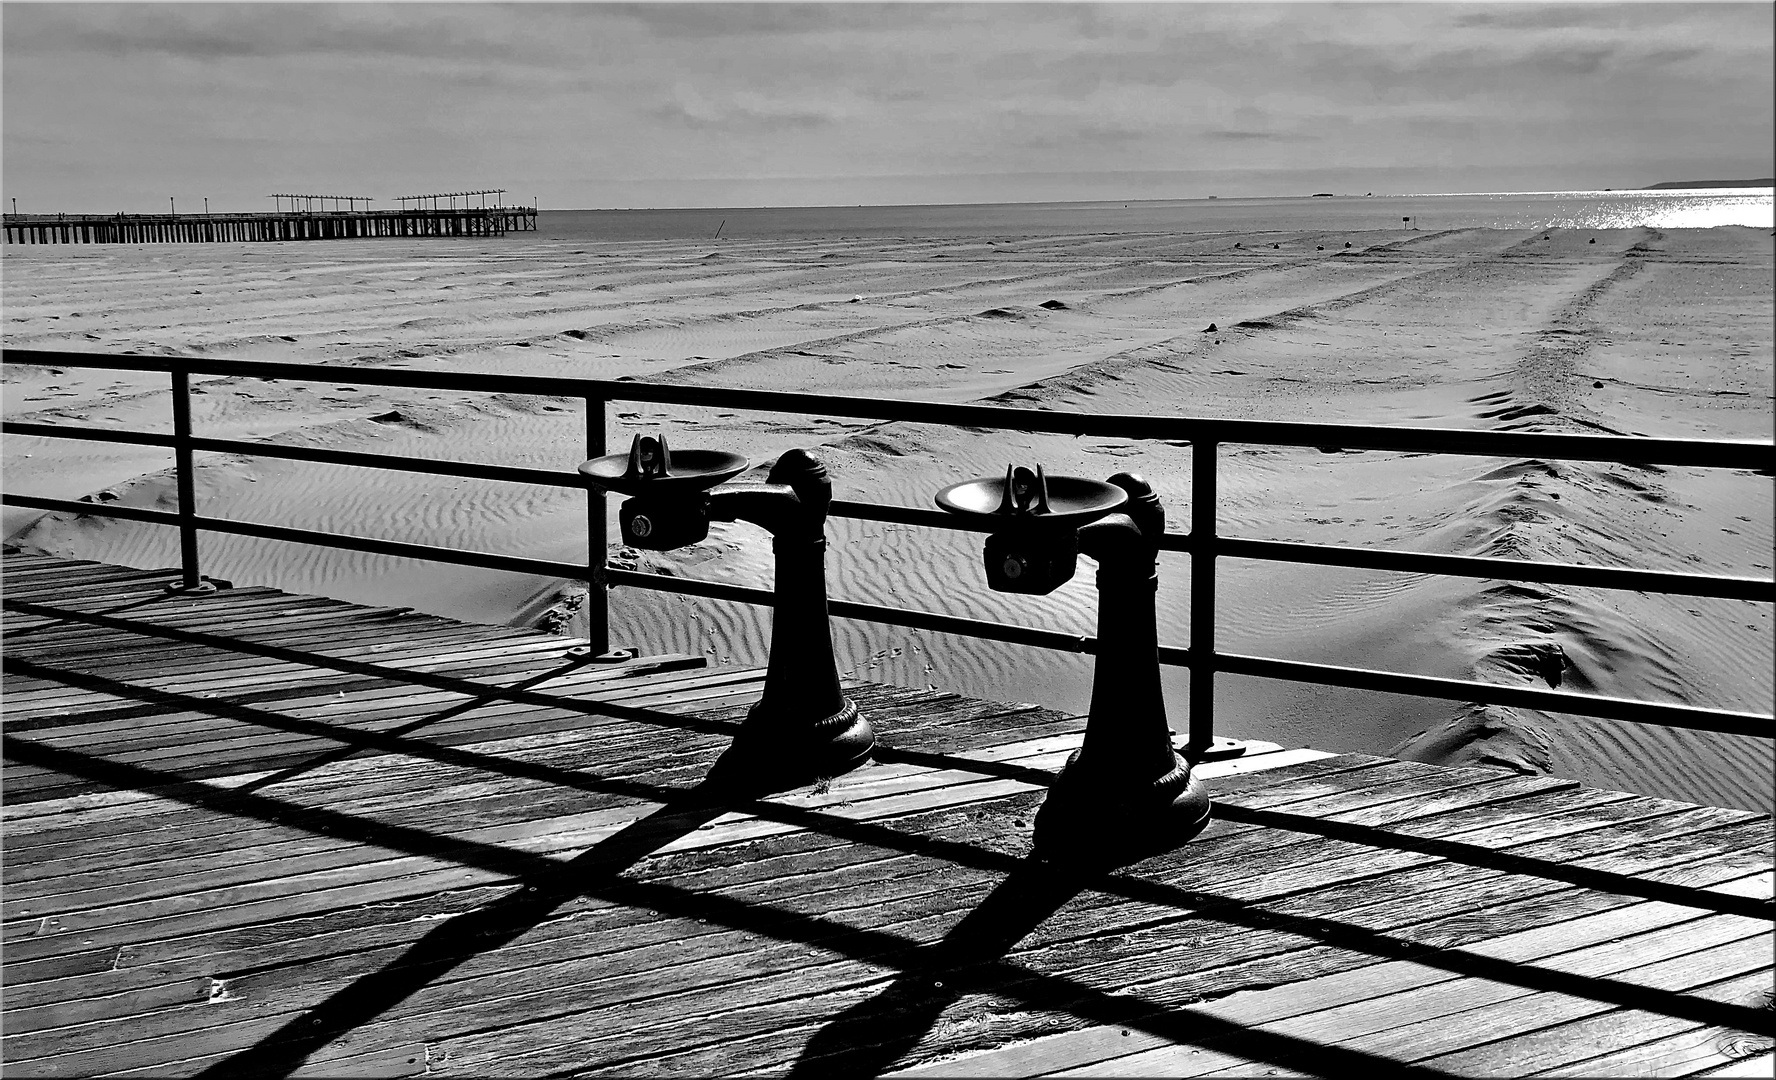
[3,552,1771,1077]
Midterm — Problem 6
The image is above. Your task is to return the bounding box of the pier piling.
[3,204,537,245]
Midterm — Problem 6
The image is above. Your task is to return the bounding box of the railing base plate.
[566,646,638,663]
[1186,737,1250,762]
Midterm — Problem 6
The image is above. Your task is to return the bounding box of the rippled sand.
[5,224,1771,810]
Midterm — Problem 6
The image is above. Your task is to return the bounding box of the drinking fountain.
[936,465,1210,863]
[582,435,874,791]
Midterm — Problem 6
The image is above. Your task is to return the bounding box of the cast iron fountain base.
[938,468,1210,867]
[582,438,873,795]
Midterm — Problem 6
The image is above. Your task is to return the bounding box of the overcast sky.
[3,2,1771,212]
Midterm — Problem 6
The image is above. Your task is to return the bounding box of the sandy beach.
[4,221,1771,812]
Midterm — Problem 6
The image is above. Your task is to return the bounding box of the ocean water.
[536,188,1775,243]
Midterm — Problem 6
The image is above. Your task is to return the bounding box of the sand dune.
[5,224,1770,811]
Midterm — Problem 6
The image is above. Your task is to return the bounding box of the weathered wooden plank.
[4,796,1004,1003]
[795,815,1769,1076]
[0,683,911,855]
[1426,968,1775,1078]
[0,706,1171,901]
[2,595,373,639]
[1,611,500,684]
[2,646,719,749]
[2,689,822,889]
[5,555,1766,1079]
[24,632,708,716]
[1375,937,1774,1072]
[0,690,742,809]
[0,743,1058,961]
[10,724,1236,1023]
[2,703,711,845]
[2,595,522,659]
[1058,916,1771,1077]
[4,586,337,621]
[0,616,476,683]
[0,708,701,828]
[38,760,1555,1030]
[0,667,765,800]
[996,813,1752,1004]
[887,870,1775,1078]
[294,788,1761,1072]
[0,676,909,842]
[0,785,1065,1072]
[0,564,176,592]
[27,788,1761,1072]
[0,846,969,1042]
[10,810,916,994]
[1530,1012,1775,1076]
[2,597,435,641]
[1,657,686,750]
[1695,1052,1776,1077]
[0,648,709,741]
[1,629,591,713]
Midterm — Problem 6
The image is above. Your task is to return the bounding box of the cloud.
[2,2,1768,212]
[648,87,843,132]
[1204,130,1295,143]
[4,4,529,64]
[598,2,937,39]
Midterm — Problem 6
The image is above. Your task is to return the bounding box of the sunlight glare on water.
[1523,189,1776,229]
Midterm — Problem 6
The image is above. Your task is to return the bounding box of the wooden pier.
[2,207,537,245]
[2,552,1771,1077]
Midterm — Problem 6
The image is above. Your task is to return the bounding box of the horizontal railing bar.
[825,501,1772,601]
[4,423,585,489]
[4,421,176,448]
[830,598,1101,657]
[830,498,1188,553]
[6,348,1770,469]
[3,493,181,527]
[8,346,1771,745]
[1219,537,1775,603]
[183,436,580,489]
[1217,652,1773,738]
[829,499,999,534]
[598,568,774,610]
[3,493,588,581]
[11,486,1763,736]
[602,566,1103,655]
[32,466,1754,604]
[190,518,589,581]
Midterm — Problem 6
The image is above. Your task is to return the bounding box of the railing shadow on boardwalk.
[11,732,1766,1078]
[7,593,1768,1075]
[7,592,1766,923]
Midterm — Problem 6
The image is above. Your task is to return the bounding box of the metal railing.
[4,348,1773,751]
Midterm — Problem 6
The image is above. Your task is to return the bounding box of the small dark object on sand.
[1590,238,1596,244]
[1203,323,1218,333]
[1343,242,1351,248]
[1234,242,1242,248]
[1316,245,1324,250]
[1594,380,1605,388]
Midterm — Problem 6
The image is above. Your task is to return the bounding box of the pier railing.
[4,348,1772,753]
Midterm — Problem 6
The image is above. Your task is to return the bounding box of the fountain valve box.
[579,434,751,553]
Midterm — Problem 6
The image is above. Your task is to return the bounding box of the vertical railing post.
[170,368,203,590]
[586,393,610,655]
[1187,439,1217,758]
